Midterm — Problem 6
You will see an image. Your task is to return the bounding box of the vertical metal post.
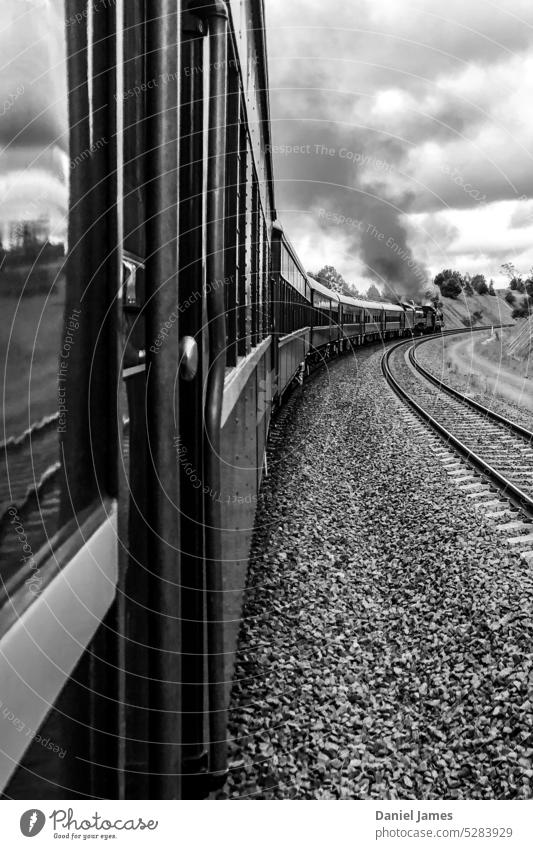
[144,1,182,800]
[179,10,210,796]
[199,0,229,787]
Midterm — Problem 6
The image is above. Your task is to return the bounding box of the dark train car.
[339,294,364,349]
[338,294,403,346]
[382,302,405,338]
[308,275,341,361]
[308,282,406,358]
[0,0,277,801]
[362,299,386,341]
[413,305,426,334]
[421,304,443,333]
[401,302,443,335]
[0,0,122,801]
[422,304,434,332]
[402,302,416,334]
[271,222,311,397]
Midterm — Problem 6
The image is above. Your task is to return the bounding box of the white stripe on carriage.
[221,336,272,428]
[0,504,118,792]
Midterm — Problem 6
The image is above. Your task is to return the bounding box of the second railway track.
[383,329,533,558]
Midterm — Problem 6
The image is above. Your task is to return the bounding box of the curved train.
[271,223,442,395]
[0,0,441,800]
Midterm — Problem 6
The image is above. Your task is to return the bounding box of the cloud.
[0,0,68,150]
[266,0,533,291]
[0,1,68,241]
[510,201,533,228]
[409,201,533,280]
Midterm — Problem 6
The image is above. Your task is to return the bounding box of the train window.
[244,135,255,351]
[257,201,266,341]
[262,217,269,338]
[298,269,305,297]
[224,57,240,365]
[251,174,259,346]
[0,2,70,590]
[237,117,250,355]
[0,0,119,611]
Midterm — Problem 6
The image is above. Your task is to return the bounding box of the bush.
[462,274,473,295]
[461,309,484,327]
[439,276,463,298]
[471,274,489,295]
[512,301,532,319]
[434,269,463,297]
[504,291,515,305]
[510,277,526,293]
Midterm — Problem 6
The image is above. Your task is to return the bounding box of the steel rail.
[382,334,533,519]
[411,333,533,444]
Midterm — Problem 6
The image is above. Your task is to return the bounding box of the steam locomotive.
[0,0,442,800]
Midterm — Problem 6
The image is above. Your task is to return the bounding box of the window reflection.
[0,0,69,588]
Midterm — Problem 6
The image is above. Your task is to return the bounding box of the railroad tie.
[507,531,533,547]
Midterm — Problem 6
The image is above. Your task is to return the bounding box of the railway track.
[383,328,533,562]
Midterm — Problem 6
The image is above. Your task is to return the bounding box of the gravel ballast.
[224,344,533,800]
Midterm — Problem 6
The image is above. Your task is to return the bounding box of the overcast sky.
[265,0,533,296]
[0,0,68,246]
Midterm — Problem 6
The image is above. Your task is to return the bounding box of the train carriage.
[363,300,386,341]
[339,295,364,349]
[1,0,277,801]
[308,276,341,362]
[271,222,311,398]
[413,305,426,334]
[402,303,416,334]
[421,304,444,333]
[383,302,405,338]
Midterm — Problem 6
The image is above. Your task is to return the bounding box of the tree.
[510,277,526,293]
[366,283,382,300]
[314,265,345,294]
[312,265,355,297]
[441,278,463,298]
[512,300,532,319]
[504,291,515,305]
[434,269,463,299]
[434,269,460,287]
[501,262,517,281]
[462,273,474,295]
[525,278,533,298]
[471,274,489,295]
[488,279,496,296]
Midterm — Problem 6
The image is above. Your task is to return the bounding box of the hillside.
[506,316,533,361]
[440,290,515,329]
